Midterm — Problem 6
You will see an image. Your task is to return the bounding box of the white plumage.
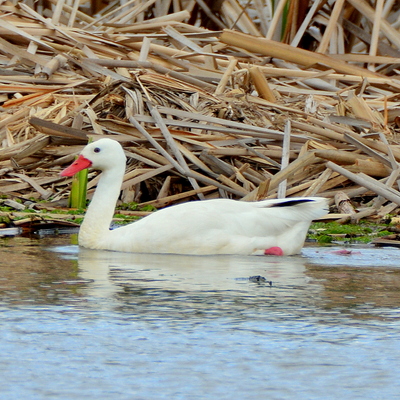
[61,138,328,255]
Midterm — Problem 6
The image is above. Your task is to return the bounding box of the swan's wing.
[253,197,329,221]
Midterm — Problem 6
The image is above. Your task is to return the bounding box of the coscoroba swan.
[61,138,328,255]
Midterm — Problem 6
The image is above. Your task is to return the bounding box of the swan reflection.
[76,247,311,295]
[68,246,400,321]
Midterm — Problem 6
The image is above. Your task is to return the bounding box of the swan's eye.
[94,147,101,153]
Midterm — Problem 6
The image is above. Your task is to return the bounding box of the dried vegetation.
[1,0,400,227]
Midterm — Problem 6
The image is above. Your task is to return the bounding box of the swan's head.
[61,138,127,177]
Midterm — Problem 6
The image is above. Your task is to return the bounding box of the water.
[1,235,400,399]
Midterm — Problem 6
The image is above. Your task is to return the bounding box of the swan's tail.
[257,197,329,221]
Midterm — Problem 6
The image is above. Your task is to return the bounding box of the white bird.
[61,138,328,255]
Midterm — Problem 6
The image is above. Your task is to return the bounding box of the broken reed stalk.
[220,30,380,78]
[326,162,400,205]
[277,120,291,198]
[316,0,346,53]
[249,67,276,102]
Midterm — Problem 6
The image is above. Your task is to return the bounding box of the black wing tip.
[270,199,316,208]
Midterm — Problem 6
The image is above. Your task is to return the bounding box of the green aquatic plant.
[309,221,392,244]
[67,138,92,210]
[112,214,141,225]
[117,202,157,212]
[68,167,88,209]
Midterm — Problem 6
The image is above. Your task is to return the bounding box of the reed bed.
[1,0,400,223]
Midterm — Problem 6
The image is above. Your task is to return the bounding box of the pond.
[1,234,400,400]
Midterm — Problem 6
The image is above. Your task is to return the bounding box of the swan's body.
[61,139,328,255]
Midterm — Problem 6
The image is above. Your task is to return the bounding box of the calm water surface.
[1,235,400,399]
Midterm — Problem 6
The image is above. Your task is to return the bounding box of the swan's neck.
[79,167,124,248]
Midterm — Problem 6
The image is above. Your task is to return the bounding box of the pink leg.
[264,246,284,256]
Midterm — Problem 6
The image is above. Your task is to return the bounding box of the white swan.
[61,138,328,255]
